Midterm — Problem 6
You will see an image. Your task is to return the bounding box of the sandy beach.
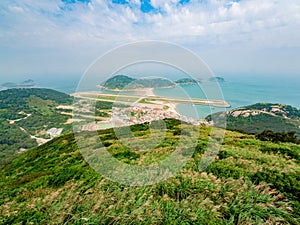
[134,88,154,96]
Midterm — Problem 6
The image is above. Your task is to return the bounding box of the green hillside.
[100,75,176,90]
[0,119,299,224]
[0,88,73,165]
[101,75,136,90]
[206,103,300,136]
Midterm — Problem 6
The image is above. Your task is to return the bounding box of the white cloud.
[1,0,299,47]
[0,0,300,76]
[8,6,25,13]
[150,0,178,9]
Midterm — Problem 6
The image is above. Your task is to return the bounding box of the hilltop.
[206,103,300,136]
[0,119,299,224]
[0,88,73,165]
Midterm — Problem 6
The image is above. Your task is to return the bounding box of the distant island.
[1,79,37,90]
[98,75,224,91]
[209,77,225,82]
[175,78,199,85]
[176,77,225,84]
[98,75,177,90]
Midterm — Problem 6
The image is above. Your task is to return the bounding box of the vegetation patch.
[0,120,299,224]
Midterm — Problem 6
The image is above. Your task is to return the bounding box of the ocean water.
[155,75,300,119]
[1,75,300,119]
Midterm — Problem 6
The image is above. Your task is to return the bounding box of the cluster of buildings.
[78,105,213,132]
[115,106,212,126]
[111,106,180,125]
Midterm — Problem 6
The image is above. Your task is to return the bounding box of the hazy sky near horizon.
[0,0,300,81]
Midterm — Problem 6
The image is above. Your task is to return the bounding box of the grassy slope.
[0,119,299,224]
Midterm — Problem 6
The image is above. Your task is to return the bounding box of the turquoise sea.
[2,75,300,119]
[156,75,300,119]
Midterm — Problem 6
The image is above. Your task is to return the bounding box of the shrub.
[207,162,245,179]
[260,145,300,161]
[218,150,232,159]
[113,150,140,161]
[256,130,298,143]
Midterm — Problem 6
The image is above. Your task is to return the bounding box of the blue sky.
[0,0,300,80]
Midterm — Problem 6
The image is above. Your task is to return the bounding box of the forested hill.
[0,88,73,165]
[100,75,176,90]
[0,88,72,110]
[0,119,299,224]
[206,103,300,136]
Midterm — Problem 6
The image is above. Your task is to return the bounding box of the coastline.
[6,75,300,119]
[153,85,230,119]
